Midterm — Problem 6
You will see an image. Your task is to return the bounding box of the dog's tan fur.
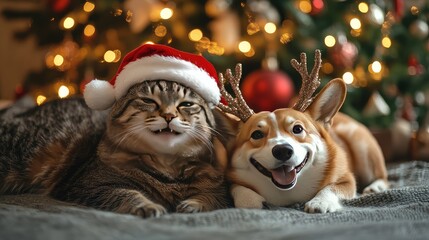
[215,79,388,213]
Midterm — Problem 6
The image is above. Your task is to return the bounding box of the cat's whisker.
[186,129,214,157]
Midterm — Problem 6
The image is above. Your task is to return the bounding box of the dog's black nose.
[272,144,294,161]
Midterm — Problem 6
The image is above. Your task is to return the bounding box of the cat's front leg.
[112,189,167,218]
[176,199,205,213]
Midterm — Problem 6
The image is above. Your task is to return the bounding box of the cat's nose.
[162,113,176,122]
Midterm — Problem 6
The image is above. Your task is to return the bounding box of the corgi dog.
[214,52,389,213]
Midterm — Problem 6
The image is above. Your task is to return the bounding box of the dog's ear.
[305,78,347,128]
[213,107,242,152]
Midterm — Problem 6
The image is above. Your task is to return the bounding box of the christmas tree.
[2,0,429,133]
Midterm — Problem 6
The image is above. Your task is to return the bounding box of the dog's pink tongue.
[271,166,296,186]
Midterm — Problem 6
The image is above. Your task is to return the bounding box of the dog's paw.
[304,197,342,213]
[131,202,167,218]
[176,199,205,213]
[231,185,265,209]
[363,179,389,195]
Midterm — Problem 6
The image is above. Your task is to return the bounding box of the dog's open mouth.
[152,127,180,135]
[250,152,309,190]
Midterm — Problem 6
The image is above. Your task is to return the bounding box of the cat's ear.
[213,107,242,153]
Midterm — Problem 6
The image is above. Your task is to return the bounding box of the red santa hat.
[84,44,221,110]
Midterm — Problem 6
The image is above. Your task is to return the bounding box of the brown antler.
[217,63,254,122]
[291,49,322,112]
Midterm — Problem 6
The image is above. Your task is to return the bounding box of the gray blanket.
[1,161,428,240]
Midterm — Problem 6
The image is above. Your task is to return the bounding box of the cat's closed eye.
[142,98,157,104]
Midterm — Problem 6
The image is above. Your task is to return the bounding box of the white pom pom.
[83,79,116,110]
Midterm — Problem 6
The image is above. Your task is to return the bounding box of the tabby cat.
[0,80,230,217]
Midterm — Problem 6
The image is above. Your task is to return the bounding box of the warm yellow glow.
[36,95,47,105]
[350,18,361,30]
[342,72,354,84]
[83,2,95,12]
[411,6,419,15]
[104,50,116,63]
[351,28,362,37]
[144,41,155,45]
[322,62,334,74]
[247,22,260,35]
[84,24,96,37]
[58,85,70,98]
[244,48,255,57]
[53,54,64,66]
[154,25,167,37]
[112,50,121,62]
[238,41,251,53]
[280,33,293,44]
[264,22,277,34]
[324,35,336,47]
[160,8,173,20]
[298,0,312,13]
[189,29,203,42]
[382,37,391,48]
[208,45,225,56]
[63,17,75,29]
[358,2,369,13]
[370,61,382,73]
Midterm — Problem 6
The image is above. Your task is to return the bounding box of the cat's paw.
[176,199,205,213]
[304,197,342,213]
[131,202,167,218]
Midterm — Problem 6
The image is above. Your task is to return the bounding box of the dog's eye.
[251,130,264,140]
[292,125,304,134]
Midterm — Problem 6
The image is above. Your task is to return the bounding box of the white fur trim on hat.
[83,79,115,110]
[115,55,220,108]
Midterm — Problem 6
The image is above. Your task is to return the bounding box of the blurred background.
[0,0,428,160]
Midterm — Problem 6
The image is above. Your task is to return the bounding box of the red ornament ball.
[48,0,71,13]
[329,41,358,69]
[241,70,294,112]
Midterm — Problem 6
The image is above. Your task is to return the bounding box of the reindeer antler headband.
[217,64,255,121]
[218,49,323,122]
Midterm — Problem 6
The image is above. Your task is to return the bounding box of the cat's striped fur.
[0,80,230,217]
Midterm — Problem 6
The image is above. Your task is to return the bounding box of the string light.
[53,54,64,66]
[36,95,47,105]
[324,35,336,47]
[238,41,251,53]
[298,0,312,13]
[83,2,95,12]
[358,2,369,13]
[104,50,116,62]
[154,25,167,37]
[264,22,277,34]
[342,72,354,84]
[84,24,96,37]
[280,33,293,44]
[371,61,382,73]
[381,36,391,48]
[189,29,203,41]
[350,18,361,30]
[58,85,70,98]
[160,8,173,20]
[63,17,75,29]
[411,6,419,15]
